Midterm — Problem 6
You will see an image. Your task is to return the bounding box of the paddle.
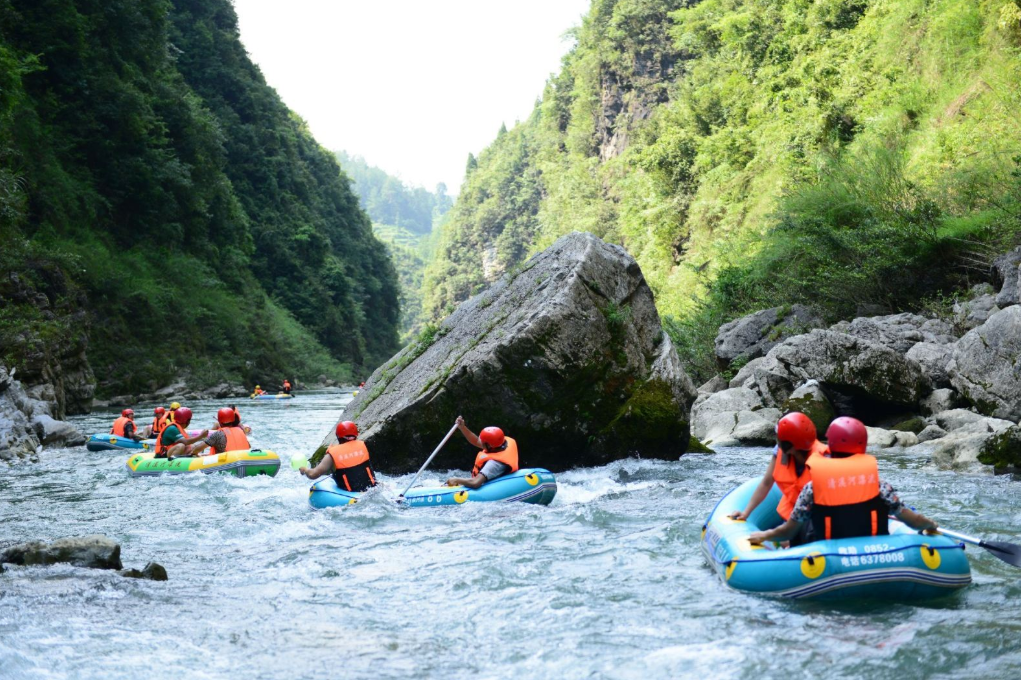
[397,422,459,501]
[937,527,1021,568]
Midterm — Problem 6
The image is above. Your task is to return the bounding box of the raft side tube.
[126,449,280,478]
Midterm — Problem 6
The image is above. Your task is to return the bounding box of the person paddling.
[191,407,252,456]
[154,407,208,458]
[253,385,267,396]
[445,416,519,489]
[111,409,143,442]
[749,417,938,546]
[282,379,292,395]
[729,412,828,545]
[298,421,377,492]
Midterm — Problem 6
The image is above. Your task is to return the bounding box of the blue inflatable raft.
[86,434,153,452]
[309,468,557,509]
[251,393,293,400]
[701,478,971,600]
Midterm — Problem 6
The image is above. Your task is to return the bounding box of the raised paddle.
[937,527,1021,568]
[397,422,459,501]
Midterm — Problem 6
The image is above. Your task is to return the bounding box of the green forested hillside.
[0,0,399,397]
[426,0,1021,380]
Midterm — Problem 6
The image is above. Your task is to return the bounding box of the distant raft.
[250,393,294,400]
[702,478,971,601]
[308,468,558,509]
[126,450,281,478]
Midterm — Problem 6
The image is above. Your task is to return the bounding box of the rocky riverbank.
[0,364,85,460]
[692,245,1021,472]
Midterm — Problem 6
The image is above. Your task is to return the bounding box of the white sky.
[232,0,590,193]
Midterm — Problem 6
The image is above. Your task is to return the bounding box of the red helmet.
[826,417,868,455]
[154,407,165,416]
[122,409,134,418]
[479,427,505,449]
[776,412,816,450]
[336,421,358,440]
[217,407,236,426]
[174,407,193,427]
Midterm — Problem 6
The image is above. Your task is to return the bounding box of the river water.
[1,388,1019,679]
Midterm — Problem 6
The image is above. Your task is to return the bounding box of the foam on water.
[1,389,1020,679]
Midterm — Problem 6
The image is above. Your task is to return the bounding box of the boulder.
[697,375,727,395]
[0,364,42,460]
[781,380,835,437]
[120,561,169,581]
[991,246,1021,308]
[31,414,86,447]
[932,409,1015,434]
[325,232,697,472]
[953,291,1000,331]
[916,425,947,443]
[714,305,823,369]
[905,342,954,388]
[829,313,956,354]
[691,387,779,446]
[978,426,1021,470]
[0,535,122,570]
[920,388,961,416]
[948,306,1021,422]
[865,426,918,449]
[929,431,997,470]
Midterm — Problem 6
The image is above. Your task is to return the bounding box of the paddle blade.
[290,458,309,470]
[981,540,1021,567]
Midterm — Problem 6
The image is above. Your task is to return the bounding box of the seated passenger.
[253,385,267,396]
[298,421,376,492]
[211,405,251,435]
[191,407,252,456]
[729,412,828,545]
[749,417,937,545]
[445,415,519,489]
[154,407,208,458]
[282,379,292,395]
[143,406,166,439]
[111,409,143,442]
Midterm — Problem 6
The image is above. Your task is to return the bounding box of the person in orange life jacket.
[445,416,519,489]
[298,421,377,492]
[110,409,143,441]
[748,417,938,545]
[190,407,252,456]
[282,379,292,395]
[157,402,181,431]
[154,407,208,458]
[253,385,267,396]
[729,412,828,546]
[142,406,167,438]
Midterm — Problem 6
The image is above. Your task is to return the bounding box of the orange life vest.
[212,426,250,454]
[808,453,887,540]
[111,416,132,437]
[327,439,376,492]
[772,439,828,520]
[471,437,520,477]
[150,416,163,436]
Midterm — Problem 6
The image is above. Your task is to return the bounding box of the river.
[1,389,1019,679]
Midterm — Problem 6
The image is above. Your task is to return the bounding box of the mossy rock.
[978,426,1021,470]
[782,394,835,438]
[687,436,715,454]
[889,416,926,434]
[602,379,689,456]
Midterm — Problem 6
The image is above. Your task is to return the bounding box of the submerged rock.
[0,535,122,570]
[949,306,1021,422]
[327,232,697,472]
[120,562,168,581]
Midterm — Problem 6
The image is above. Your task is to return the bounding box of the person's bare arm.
[455,415,482,448]
[730,454,778,520]
[446,473,487,489]
[749,518,801,545]
[299,455,335,480]
[895,507,938,533]
[182,430,209,445]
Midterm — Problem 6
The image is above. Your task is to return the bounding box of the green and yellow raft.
[126,450,280,478]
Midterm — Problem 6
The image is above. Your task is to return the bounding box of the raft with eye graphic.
[701,478,972,601]
[85,430,202,452]
[307,468,557,509]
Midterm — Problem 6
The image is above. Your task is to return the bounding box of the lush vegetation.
[0,0,400,396]
[426,0,1021,384]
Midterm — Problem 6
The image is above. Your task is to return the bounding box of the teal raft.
[250,393,293,400]
[86,434,153,452]
[702,478,971,600]
[309,468,558,509]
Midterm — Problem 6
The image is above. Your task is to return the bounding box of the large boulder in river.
[690,387,779,447]
[0,535,122,570]
[714,305,823,370]
[325,232,697,472]
[948,306,1021,422]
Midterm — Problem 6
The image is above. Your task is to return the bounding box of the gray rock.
[697,375,727,395]
[691,387,776,445]
[31,414,86,447]
[916,425,947,443]
[977,425,1021,469]
[932,408,1014,433]
[0,535,122,570]
[948,306,1021,422]
[781,380,835,437]
[120,562,168,581]
[921,388,961,416]
[714,305,823,369]
[865,426,918,449]
[0,364,42,459]
[829,313,957,354]
[991,246,1021,308]
[905,341,954,388]
[953,293,1000,331]
[325,232,697,472]
[928,431,995,470]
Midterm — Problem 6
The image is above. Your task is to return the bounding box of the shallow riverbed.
[1,389,1019,679]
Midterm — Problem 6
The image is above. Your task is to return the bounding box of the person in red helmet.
[729,412,829,540]
[445,415,519,489]
[749,417,938,545]
[143,407,167,438]
[299,421,377,492]
[111,409,143,441]
[154,407,208,458]
[211,405,251,435]
[190,407,252,456]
